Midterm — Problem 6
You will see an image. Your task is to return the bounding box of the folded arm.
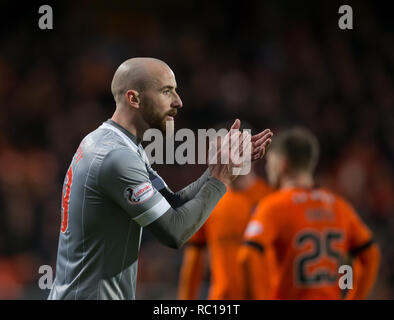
[98,148,226,249]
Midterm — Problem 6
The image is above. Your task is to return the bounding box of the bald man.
[48,58,272,300]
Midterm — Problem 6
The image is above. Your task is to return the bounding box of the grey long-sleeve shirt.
[48,119,226,300]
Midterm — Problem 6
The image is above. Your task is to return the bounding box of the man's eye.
[163,90,170,95]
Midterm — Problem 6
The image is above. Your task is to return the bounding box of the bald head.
[111,57,171,105]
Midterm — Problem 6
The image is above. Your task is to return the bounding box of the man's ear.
[125,90,140,109]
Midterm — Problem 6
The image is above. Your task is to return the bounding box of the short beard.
[140,96,173,136]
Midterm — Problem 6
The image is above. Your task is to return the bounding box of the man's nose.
[172,93,183,109]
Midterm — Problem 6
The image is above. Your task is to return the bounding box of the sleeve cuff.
[133,197,171,227]
[349,239,374,256]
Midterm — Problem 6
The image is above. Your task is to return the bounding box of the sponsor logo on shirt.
[125,182,154,204]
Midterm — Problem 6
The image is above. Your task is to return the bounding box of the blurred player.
[238,127,380,300]
[48,57,273,300]
[178,161,272,300]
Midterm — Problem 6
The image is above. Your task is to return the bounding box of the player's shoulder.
[97,135,145,179]
[317,187,355,210]
[79,125,126,154]
[97,146,149,189]
[262,188,294,205]
[310,187,360,224]
[253,189,293,216]
[101,146,143,170]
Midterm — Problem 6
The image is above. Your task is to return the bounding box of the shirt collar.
[105,119,141,145]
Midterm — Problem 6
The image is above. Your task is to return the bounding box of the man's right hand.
[208,119,252,186]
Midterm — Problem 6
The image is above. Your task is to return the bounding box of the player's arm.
[151,120,273,208]
[346,241,380,300]
[341,199,381,300]
[146,176,226,249]
[149,167,212,208]
[238,204,277,300]
[238,241,271,299]
[98,147,227,249]
[178,240,206,299]
[145,124,256,248]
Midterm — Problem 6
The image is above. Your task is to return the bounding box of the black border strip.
[243,240,264,253]
[349,239,374,256]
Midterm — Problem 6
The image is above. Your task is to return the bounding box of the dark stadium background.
[0,0,392,299]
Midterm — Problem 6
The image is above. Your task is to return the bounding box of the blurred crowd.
[0,1,393,299]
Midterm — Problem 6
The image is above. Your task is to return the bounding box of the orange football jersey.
[188,178,272,299]
[242,187,373,300]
